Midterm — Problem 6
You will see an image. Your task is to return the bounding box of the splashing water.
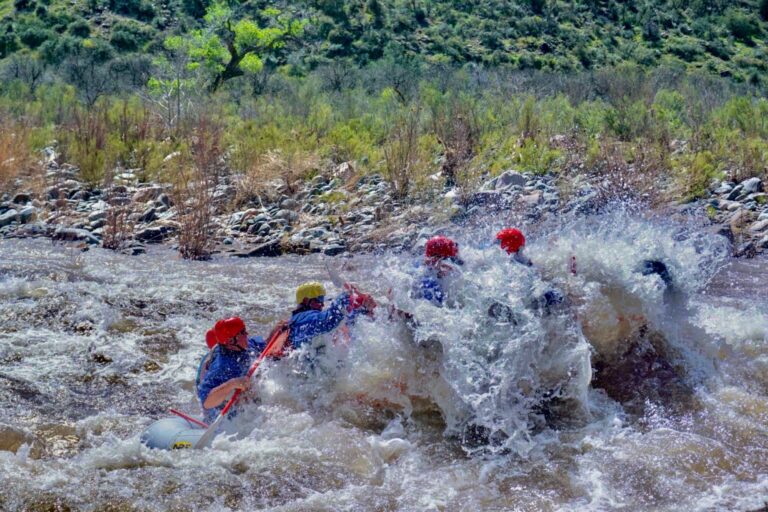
[0,208,767,511]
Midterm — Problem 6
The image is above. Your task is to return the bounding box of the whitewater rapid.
[0,210,766,511]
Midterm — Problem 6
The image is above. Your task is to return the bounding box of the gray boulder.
[53,227,100,245]
[234,239,282,257]
[70,190,91,201]
[139,207,157,223]
[713,183,733,195]
[88,210,107,222]
[133,186,164,203]
[17,206,36,224]
[89,219,106,230]
[323,244,346,256]
[135,227,169,243]
[734,242,756,258]
[726,185,744,201]
[749,219,768,233]
[741,177,763,194]
[156,193,172,207]
[275,209,299,223]
[0,209,18,227]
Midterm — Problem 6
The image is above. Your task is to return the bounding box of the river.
[1,209,767,511]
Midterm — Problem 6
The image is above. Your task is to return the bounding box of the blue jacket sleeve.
[289,293,350,347]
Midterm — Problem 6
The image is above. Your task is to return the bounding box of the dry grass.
[580,139,668,208]
[62,106,108,186]
[0,117,41,195]
[383,106,422,199]
[431,100,479,188]
[101,181,134,251]
[189,111,225,180]
[169,153,214,260]
[234,149,320,207]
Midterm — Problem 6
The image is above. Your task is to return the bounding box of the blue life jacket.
[412,274,445,306]
[197,336,266,423]
[288,293,350,349]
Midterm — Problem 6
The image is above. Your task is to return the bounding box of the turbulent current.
[1,210,767,511]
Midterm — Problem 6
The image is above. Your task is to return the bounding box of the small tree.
[184,2,304,92]
[145,36,197,136]
[1,51,46,93]
[60,38,116,107]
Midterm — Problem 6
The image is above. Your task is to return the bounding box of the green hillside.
[1,0,768,87]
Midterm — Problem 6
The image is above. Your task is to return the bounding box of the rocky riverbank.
[1,157,766,258]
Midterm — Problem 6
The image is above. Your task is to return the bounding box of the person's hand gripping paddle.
[325,262,377,317]
[193,332,288,449]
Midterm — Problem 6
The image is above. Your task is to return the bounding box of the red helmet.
[214,317,246,343]
[496,228,525,254]
[205,329,219,349]
[425,236,459,260]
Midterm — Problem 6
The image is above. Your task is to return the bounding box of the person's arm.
[514,251,533,267]
[202,376,249,409]
[291,293,350,347]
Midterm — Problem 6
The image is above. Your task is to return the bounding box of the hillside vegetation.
[2,0,768,86]
[1,1,767,258]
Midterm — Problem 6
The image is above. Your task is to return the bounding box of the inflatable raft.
[140,416,206,450]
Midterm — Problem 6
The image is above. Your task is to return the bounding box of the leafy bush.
[106,0,156,22]
[725,9,762,42]
[109,20,153,52]
[19,25,54,49]
[514,137,563,175]
[679,151,720,200]
[667,37,704,61]
[68,19,91,38]
[60,106,109,186]
[605,100,651,141]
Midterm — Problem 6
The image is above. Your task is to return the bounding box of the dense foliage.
[1,0,767,209]
[1,0,768,90]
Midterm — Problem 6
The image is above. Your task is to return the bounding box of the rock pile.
[1,153,765,259]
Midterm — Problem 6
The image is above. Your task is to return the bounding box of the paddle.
[193,332,287,449]
[169,408,209,429]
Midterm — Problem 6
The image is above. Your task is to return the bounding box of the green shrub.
[652,89,688,142]
[725,9,761,42]
[19,26,54,49]
[13,0,34,12]
[0,30,20,59]
[605,99,650,141]
[667,36,704,61]
[68,19,91,38]
[109,20,153,52]
[514,137,563,175]
[680,150,721,200]
[107,0,156,22]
